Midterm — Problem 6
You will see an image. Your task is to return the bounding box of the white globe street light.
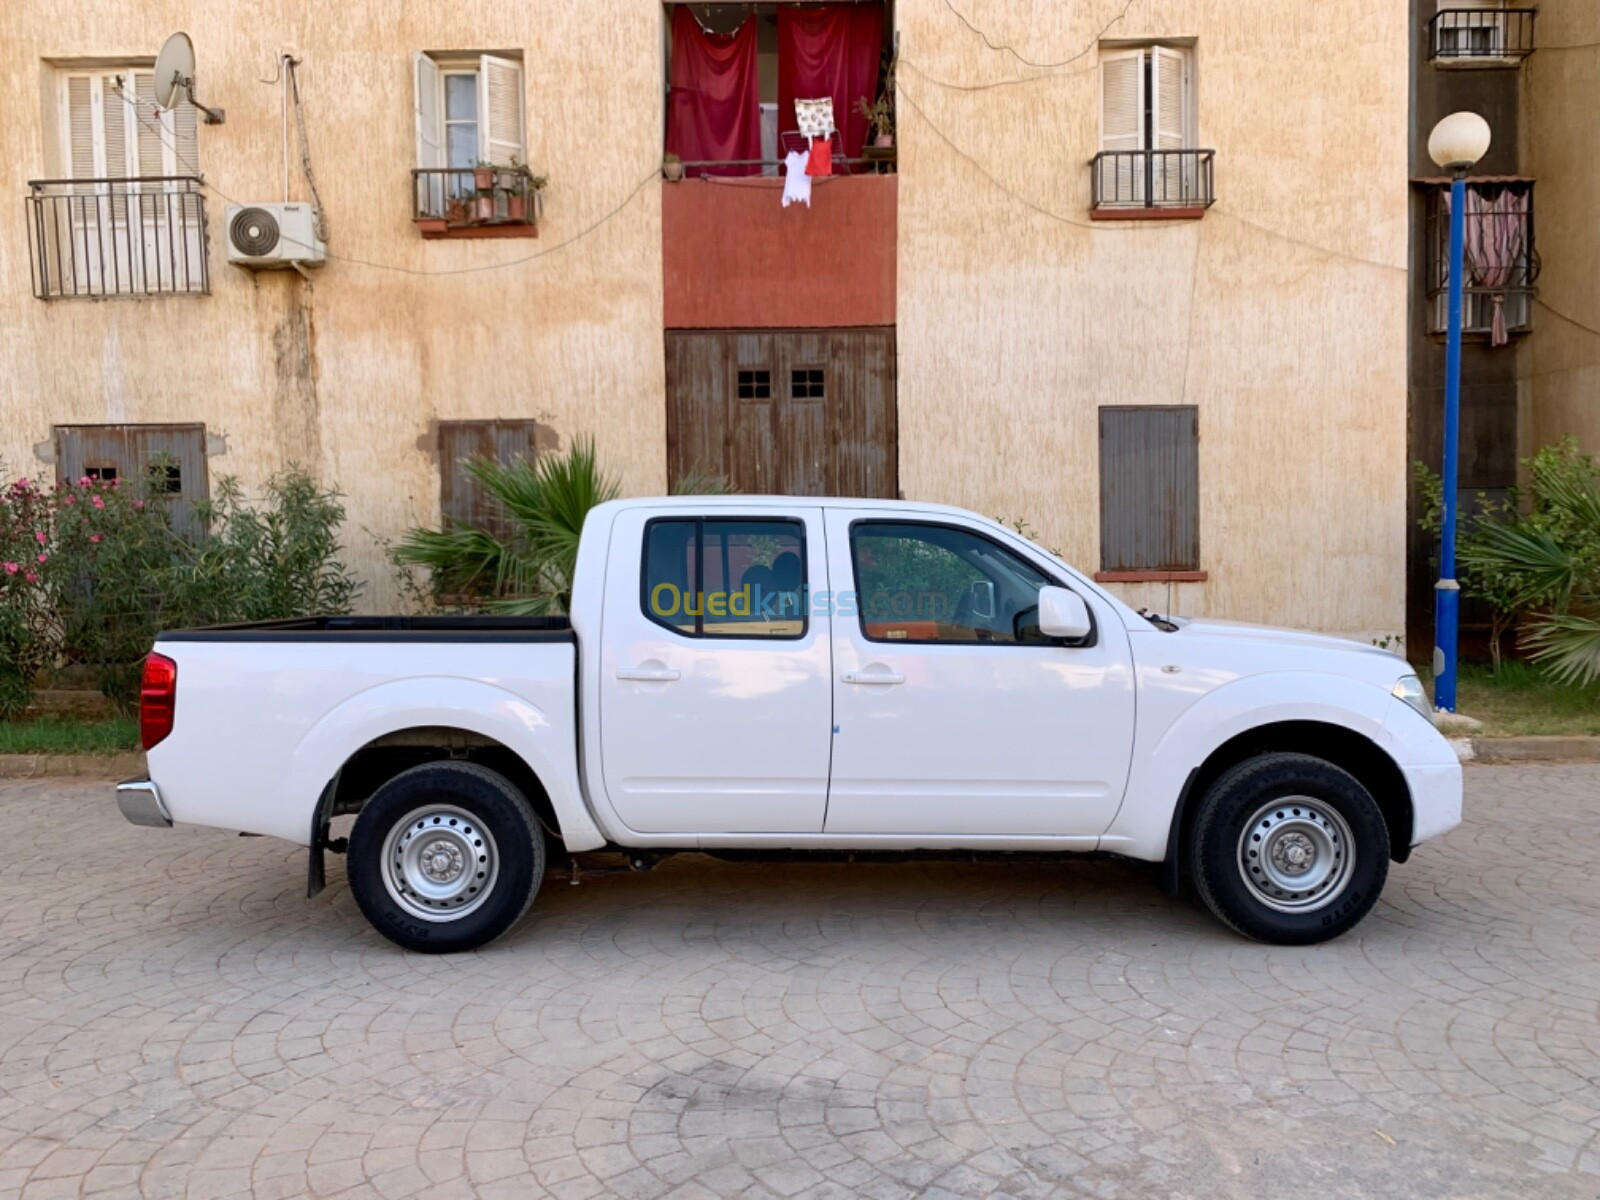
[1426,112,1491,713]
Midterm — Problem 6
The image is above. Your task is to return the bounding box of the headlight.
[1392,674,1433,721]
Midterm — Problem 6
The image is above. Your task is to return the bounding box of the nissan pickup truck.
[116,496,1461,952]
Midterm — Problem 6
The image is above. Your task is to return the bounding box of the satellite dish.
[153,32,195,110]
[152,31,224,123]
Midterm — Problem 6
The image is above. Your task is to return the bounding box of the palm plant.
[394,440,732,615]
[1458,439,1600,685]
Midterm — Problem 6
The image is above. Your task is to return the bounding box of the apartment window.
[412,52,538,231]
[53,423,209,538]
[1424,181,1536,345]
[1097,407,1200,577]
[436,420,548,535]
[27,64,206,298]
[641,518,808,639]
[1093,45,1213,214]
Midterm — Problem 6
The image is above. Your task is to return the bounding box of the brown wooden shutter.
[54,423,209,539]
[437,420,544,533]
[1098,406,1199,572]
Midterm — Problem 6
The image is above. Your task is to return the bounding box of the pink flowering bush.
[1,462,360,715]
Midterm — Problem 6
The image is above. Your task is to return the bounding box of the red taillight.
[140,653,177,750]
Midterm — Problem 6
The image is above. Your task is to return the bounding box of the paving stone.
[0,767,1596,1197]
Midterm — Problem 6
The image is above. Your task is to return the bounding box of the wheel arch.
[1158,719,1415,897]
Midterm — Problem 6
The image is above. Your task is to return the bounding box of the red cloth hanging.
[778,4,885,164]
[666,7,761,178]
[806,135,833,177]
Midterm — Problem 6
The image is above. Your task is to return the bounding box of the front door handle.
[617,666,681,682]
[840,669,905,685]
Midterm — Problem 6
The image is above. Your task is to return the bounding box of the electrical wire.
[938,0,1135,70]
[1536,298,1600,339]
[898,53,1101,93]
[113,79,662,278]
[287,59,330,243]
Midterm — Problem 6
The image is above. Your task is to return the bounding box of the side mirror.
[1037,586,1093,640]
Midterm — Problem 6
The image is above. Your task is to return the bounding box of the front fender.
[1099,671,1395,861]
[283,676,605,851]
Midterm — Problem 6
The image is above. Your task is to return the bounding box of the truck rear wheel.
[1189,752,1389,945]
[347,762,544,953]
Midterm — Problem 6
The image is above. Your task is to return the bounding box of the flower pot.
[446,199,469,225]
[473,166,494,190]
[874,132,894,148]
[662,160,684,182]
[473,194,495,221]
[506,193,527,221]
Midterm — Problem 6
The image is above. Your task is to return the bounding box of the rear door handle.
[840,669,905,685]
[617,666,681,682]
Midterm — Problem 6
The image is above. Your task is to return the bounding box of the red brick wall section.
[662,175,896,328]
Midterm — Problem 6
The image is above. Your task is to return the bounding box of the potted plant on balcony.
[472,160,496,192]
[662,152,684,183]
[855,94,894,148]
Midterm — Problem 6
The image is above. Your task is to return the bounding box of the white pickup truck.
[117,496,1461,952]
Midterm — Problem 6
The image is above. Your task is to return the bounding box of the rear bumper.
[116,776,172,828]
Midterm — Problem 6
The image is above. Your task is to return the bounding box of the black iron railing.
[412,166,543,230]
[1428,8,1536,61]
[1091,149,1215,211]
[26,177,208,300]
[1425,183,1538,340]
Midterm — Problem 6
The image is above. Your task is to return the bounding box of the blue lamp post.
[1427,112,1492,713]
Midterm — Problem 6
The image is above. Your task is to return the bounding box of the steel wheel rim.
[1237,795,1356,914]
[381,804,499,923]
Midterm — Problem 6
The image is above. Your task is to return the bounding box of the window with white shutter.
[35,64,206,297]
[412,51,532,229]
[1094,44,1208,213]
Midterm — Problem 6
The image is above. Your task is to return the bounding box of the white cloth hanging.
[781,149,812,208]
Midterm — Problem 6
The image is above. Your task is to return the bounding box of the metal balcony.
[1090,149,1215,217]
[412,166,544,236]
[26,177,208,300]
[1428,8,1536,63]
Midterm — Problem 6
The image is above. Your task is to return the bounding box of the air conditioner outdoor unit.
[225,203,326,268]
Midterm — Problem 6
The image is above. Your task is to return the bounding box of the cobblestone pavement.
[1,767,1597,1199]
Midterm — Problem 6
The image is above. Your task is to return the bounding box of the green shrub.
[395,438,731,615]
[1,464,361,715]
[1417,438,1600,684]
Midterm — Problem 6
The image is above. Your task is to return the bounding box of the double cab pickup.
[117,497,1462,952]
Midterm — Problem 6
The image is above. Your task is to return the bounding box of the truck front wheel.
[347,762,544,953]
[1189,752,1390,944]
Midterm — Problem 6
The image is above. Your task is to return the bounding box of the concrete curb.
[0,752,145,780]
[1457,735,1600,765]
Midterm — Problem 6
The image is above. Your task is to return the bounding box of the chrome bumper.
[117,776,172,828]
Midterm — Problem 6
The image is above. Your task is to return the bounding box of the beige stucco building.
[0,1,1412,637]
[1519,0,1600,456]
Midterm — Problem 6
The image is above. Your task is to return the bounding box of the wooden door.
[665,328,897,498]
[54,423,209,538]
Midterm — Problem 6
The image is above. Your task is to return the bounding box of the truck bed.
[158,615,575,642]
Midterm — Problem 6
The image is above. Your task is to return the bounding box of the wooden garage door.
[665,328,897,498]
[54,423,209,538]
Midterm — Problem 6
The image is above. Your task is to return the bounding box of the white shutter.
[1099,50,1144,204]
[132,72,167,177]
[1151,47,1189,203]
[64,74,98,183]
[414,52,442,168]
[413,52,444,217]
[478,54,524,165]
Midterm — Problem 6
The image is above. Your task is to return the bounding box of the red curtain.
[666,7,761,177]
[778,4,885,161]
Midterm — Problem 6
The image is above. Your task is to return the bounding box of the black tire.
[1189,753,1389,945]
[347,762,544,953]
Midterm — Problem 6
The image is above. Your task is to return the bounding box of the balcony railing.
[412,166,543,235]
[1425,182,1538,343]
[1090,149,1215,215]
[1428,8,1536,62]
[26,177,208,300]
